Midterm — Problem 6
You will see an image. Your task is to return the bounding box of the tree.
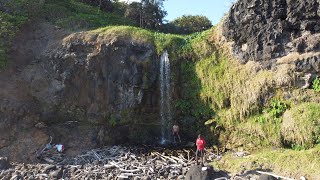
[124,2,141,26]
[125,0,167,30]
[170,15,212,34]
[79,0,114,12]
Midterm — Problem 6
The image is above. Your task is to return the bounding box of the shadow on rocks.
[185,165,229,180]
[234,169,278,180]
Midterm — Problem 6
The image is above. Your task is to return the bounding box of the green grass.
[0,0,134,68]
[91,26,187,57]
[91,26,154,43]
[282,102,320,149]
[42,0,134,30]
[213,145,320,179]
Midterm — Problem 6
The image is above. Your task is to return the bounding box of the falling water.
[159,50,171,144]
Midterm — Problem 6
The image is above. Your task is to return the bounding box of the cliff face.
[31,32,158,124]
[0,25,160,161]
[223,0,320,71]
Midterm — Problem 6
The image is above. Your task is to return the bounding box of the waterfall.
[159,50,171,144]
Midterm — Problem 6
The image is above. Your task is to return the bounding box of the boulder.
[185,165,214,180]
[0,157,11,170]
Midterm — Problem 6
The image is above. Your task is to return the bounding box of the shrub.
[281,103,320,149]
[169,15,212,34]
[312,77,320,92]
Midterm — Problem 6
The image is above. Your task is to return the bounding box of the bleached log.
[121,173,142,176]
[36,174,49,178]
[169,164,182,168]
[119,168,141,173]
[43,157,54,163]
[155,152,178,164]
[90,150,102,161]
[183,149,190,161]
[117,175,129,178]
[214,177,228,180]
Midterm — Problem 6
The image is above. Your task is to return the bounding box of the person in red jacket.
[195,134,206,166]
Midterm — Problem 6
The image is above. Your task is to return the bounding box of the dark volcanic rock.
[0,24,161,161]
[185,165,214,180]
[223,0,320,68]
[34,32,160,144]
[0,157,10,170]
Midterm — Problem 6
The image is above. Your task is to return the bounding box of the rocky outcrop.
[223,0,320,71]
[0,24,161,161]
[25,32,159,123]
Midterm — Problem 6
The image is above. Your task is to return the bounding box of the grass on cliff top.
[0,11,27,68]
[43,0,134,30]
[91,26,190,56]
[213,145,320,179]
[0,0,134,68]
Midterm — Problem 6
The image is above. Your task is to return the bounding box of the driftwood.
[0,145,225,179]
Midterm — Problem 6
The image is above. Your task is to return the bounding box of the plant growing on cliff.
[0,12,27,67]
[312,77,320,92]
[266,99,288,119]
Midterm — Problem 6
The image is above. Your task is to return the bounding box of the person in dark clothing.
[172,123,181,143]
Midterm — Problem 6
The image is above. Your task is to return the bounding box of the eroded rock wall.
[223,0,320,70]
[0,25,161,161]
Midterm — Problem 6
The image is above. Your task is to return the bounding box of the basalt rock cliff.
[0,24,160,161]
[1,0,320,163]
[223,0,320,72]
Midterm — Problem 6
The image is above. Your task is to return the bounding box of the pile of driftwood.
[61,145,221,179]
[0,146,222,179]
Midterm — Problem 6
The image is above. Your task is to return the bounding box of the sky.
[119,0,236,25]
[163,0,236,25]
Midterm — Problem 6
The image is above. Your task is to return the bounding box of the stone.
[185,165,213,180]
[50,168,63,179]
[0,157,11,170]
[223,0,320,68]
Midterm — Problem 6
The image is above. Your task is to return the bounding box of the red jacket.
[196,138,206,150]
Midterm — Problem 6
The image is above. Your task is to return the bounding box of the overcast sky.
[118,0,236,25]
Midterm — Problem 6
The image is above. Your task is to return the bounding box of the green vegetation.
[151,24,320,152]
[312,77,320,92]
[0,0,134,67]
[0,12,27,67]
[42,0,134,30]
[213,146,320,179]
[169,15,213,34]
[124,0,167,30]
[1,0,320,176]
[281,103,320,149]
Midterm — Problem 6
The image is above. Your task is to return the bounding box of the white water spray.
[159,51,171,144]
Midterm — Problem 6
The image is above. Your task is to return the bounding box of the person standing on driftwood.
[196,134,206,166]
[172,122,181,143]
